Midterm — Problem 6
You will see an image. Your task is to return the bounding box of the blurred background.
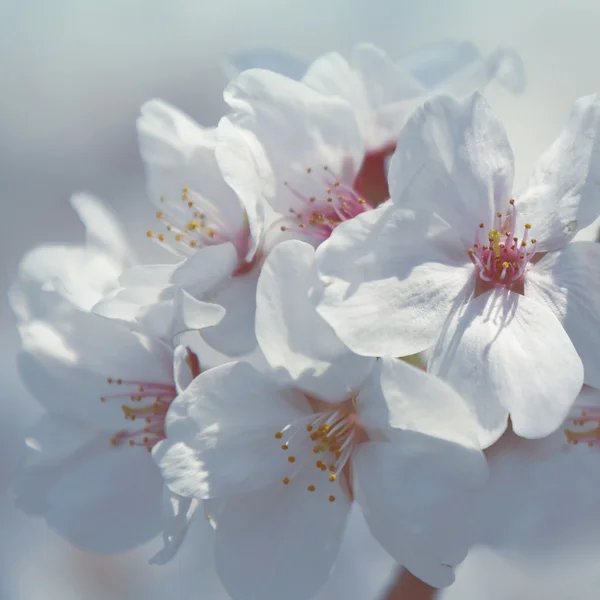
[2,1,600,598]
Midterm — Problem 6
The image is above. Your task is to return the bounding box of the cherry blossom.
[155,240,487,599]
[314,92,600,446]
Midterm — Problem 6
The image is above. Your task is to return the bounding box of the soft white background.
[2,1,600,598]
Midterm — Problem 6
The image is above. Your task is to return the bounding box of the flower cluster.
[9,42,600,600]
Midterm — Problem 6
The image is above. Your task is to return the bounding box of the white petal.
[256,240,374,403]
[356,357,481,449]
[354,438,486,587]
[516,95,600,251]
[214,463,351,600]
[302,45,423,150]
[389,92,514,245]
[14,417,164,553]
[215,117,268,261]
[155,362,311,499]
[70,192,135,265]
[314,204,474,356]
[527,242,600,389]
[430,288,584,446]
[150,488,199,565]
[9,245,121,320]
[224,68,364,216]
[200,269,260,357]
[18,309,174,431]
[137,99,245,234]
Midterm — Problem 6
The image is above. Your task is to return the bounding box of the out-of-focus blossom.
[226,41,525,204]
[314,92,600,447]
[9,193,135,322]
[12,305,201,559]
[93,101,258,354]
[155,240,487,599]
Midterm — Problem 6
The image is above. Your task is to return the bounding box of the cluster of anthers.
[101,378,177,452]
[274,404,362,503]
[468,199,537,287]
[280,166,372,241]
[146,185,251,262]
[564,406,600,447]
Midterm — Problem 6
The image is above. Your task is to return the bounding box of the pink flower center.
[273,397,367,502]
[101,378,177,451]
[146,186,255,272]
[280,166,373,242]
[468,200,537,289]
[564,405,600,447]
[102,349,200,452]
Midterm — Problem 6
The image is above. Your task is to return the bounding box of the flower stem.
[382,568,436,600]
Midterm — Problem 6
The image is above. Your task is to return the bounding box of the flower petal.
[256,240,374,403]
[70,192,135,265]
[515,95,600,251]
[155,362,311,500]
[353,438,486,587]
[9,245,121,322]
[18,309,174,431]
[527,242,600,389]
[214,463,351,600]
[224,68,364,216]
[430,288,584,446]
[314,204,474,357]
[215,117,268,261]
[200,268,260,357]
[14,415,164,553]
[389,92,515,245]
[356,357,481,449]
[302,44,423,150]
[150,489,200,565]
[137,100,245,232]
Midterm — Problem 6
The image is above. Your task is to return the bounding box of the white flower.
[13,306,200,562]
[155,240,487,599]
[314,92,600,447]
[9,193,134,322]
[94,100,263,354]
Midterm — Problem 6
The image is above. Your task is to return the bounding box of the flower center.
[146,186,255,271]
[280,166,373,242]
[468,200,537,289]
[101,378,177,451]
[273,398,366,502]
[564,405,600,447]
[102,348,200,452]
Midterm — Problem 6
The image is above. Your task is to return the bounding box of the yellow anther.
[146,230,154,238]
[525,224,532,229]
[509,199,515,205]
[275,432,283,439]
[186,220,199,231]
[307,485,316,492]
[329,495,336,502]
[329,474,336,482]
[306,424,313,432]
[282,477,290,485]
[502,262,510,268]
[281,443,289,451]
[158,234,165,242]
[288,456,296,463]
[156,211,163,218]
[328,465,336,472]
[182,186,189,193]
[175,234,183,242]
